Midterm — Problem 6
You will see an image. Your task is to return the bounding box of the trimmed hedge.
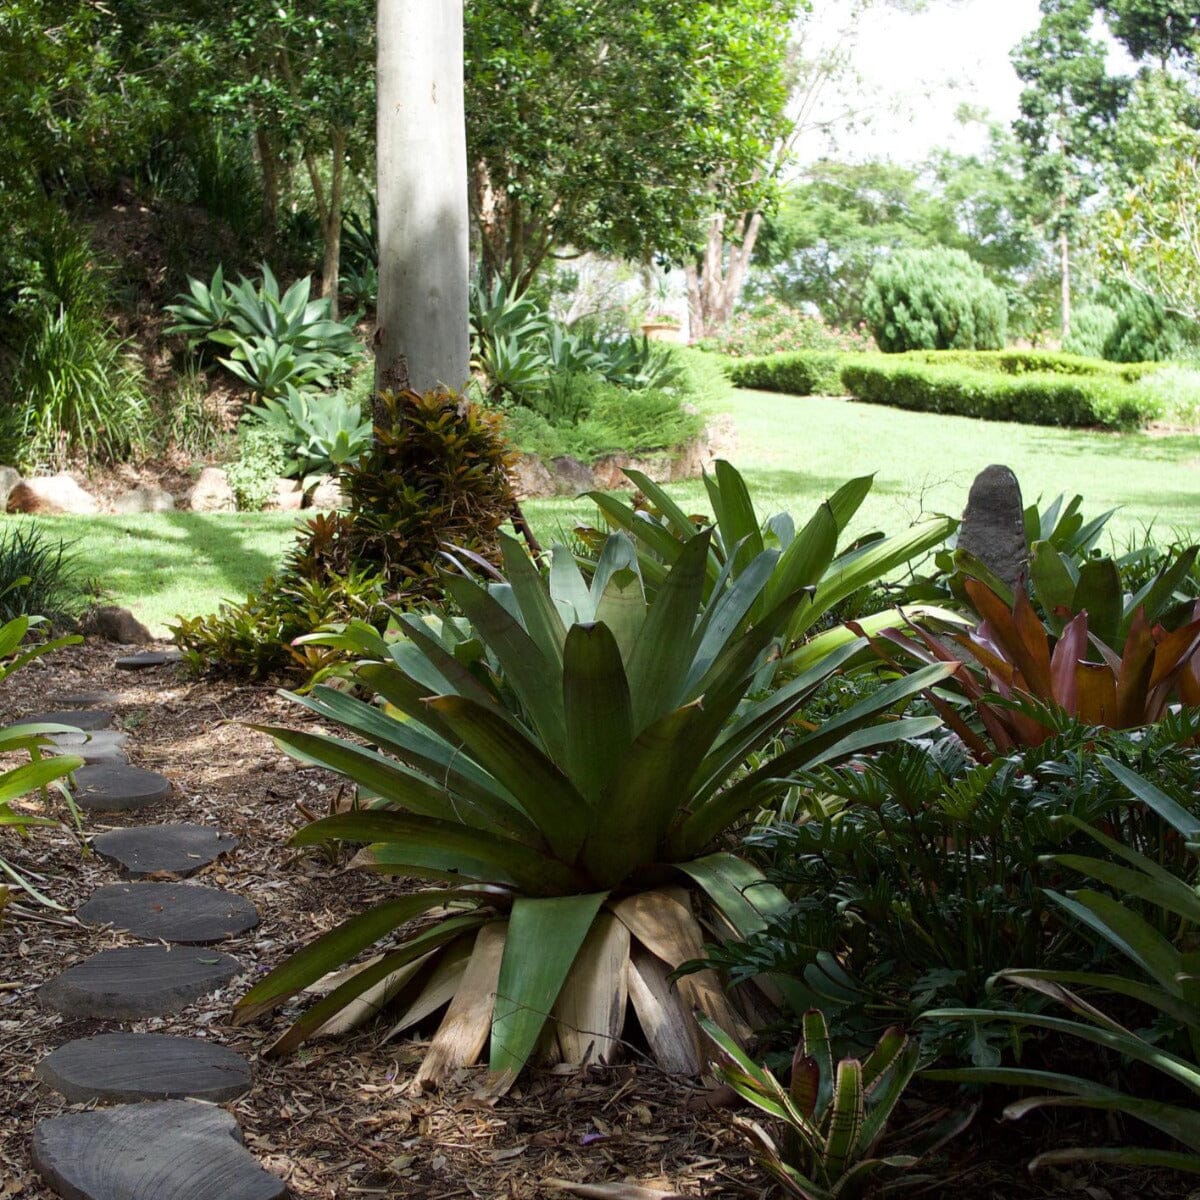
[902,349,1158,382]
[839,358,1159,430]
[727,351,844,396]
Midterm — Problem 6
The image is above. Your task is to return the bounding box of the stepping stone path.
[47,729,130,763]
[32,1102,287,1200]
[17,708,114,731]
[36,1033,252,1103]
[39,945,242,1020]
[53,690,120,707]
[114,649,181,670]
[92,823,237,879]
[22,689,281,1199]
[72,763,173,812]
[78,882,259,943]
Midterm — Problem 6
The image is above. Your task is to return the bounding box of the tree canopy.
[466,0,802,287]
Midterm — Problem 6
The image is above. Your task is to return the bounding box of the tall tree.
[684,0,928,339]
[464,0,799,291]
[1095,0,1200,68]
[197,0,374,315]
[374,0,470,399]
[1011,0,1126,339]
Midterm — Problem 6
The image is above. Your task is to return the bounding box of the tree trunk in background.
[303,129,346,321]
[685,209,765,340]
[255,127,279,246]
[374,0,470,414]
[1059,225,1071,342]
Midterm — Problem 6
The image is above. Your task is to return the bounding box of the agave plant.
[700,1011,969,1199]
[578,460,957,676]
[167,265,363,398]
[925,759,1200,1175]
[235,529,948,1089]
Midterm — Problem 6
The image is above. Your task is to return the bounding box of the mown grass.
[8,385,1200,634]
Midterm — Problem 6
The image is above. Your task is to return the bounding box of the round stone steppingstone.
[77,882,259,943]
[91,824,237,879]
[72,763,172,812]
[47,729,129,763]
[53,690,120,707]
[36,1033,252,1103]
[12,708,113,731]
[115,649,181,670]
[31,1100,287,1200]
[39,945,241,1020]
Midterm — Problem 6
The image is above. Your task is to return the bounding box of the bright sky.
[796,0,1134,165]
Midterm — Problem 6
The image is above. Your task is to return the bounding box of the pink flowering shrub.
[702,297,873,358]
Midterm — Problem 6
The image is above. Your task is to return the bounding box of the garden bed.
[0,637,1189,1199]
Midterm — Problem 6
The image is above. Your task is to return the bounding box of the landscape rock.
[958,464,1028,590]
[31,1100,286,1200]
[550,455,596,496]
[0,465,22,504]
[306,475,346,510]
[77,882,260,943]
[7,473,99,515]
[112,484,175,514]
[80,605,153,644]
[91,823,237,879]
[510,454,556,500]
[38,945,241,1019]
[36,1033,252,1104]
[185,466,235,512]
[264,477,304,511]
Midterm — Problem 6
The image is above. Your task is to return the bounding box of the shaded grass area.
[7,389,1199,633]
[7,511,302,635]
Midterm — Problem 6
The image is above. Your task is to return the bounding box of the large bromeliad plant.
[236,529,948,1090]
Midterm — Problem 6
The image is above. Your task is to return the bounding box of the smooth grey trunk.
[375,0,470,407]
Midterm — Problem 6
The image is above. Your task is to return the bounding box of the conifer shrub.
[1062,303,1119,359]
[864,247,1007,353]
[172,388,518,678]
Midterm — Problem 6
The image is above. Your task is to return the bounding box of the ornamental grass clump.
[235,527,949,1090]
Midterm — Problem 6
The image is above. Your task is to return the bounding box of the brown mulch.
[1,640,1194,1200]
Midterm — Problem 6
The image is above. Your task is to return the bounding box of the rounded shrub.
[1063,304,1118,359]
[863,247,1007,353]
[1102,290,1186,363]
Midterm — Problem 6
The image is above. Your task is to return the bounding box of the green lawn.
[16,387,1200,635]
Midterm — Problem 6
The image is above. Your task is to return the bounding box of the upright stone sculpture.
[958,464,1029,590]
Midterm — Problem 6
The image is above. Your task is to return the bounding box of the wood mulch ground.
[1,639,1194,1200]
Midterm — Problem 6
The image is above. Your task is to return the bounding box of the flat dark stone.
[14,709,114,731]
[39,946,241,1020]
[77,882,259,943]
[115,649,181,670]
[54,690,120,707]
[48,729,129,763]
[36,1033,251,1103]
[91,824,237,879]
[31,1100,286,1200]
[72,763,172,812]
